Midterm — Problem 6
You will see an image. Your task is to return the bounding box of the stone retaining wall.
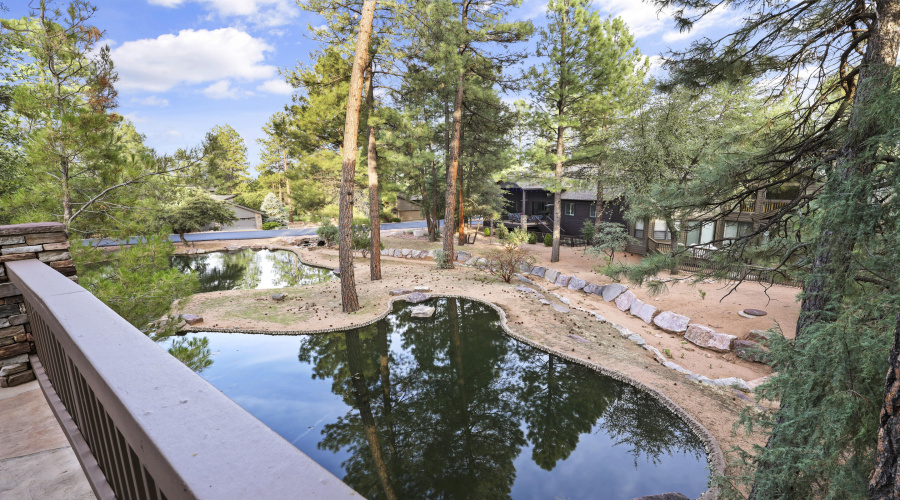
[0,222,75,387]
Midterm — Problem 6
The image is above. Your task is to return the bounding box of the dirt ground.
[170,234,797,481]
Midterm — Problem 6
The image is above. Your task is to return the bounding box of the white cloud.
[256,79,293,95]
[131,95,170,106]
[202,80,242,99]
[122,112,147,123]
[111,28,277,92]
[593,0,669,38]
[147,0,299,28]
[648,55,666,77]
[662,7,739,43]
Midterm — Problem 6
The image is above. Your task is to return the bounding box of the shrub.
[316,218,338,246]
[352,226,371,257]
[527,232,538,244]
[391,217,401,223]
[543,233,552,246]
[588,222,636,265]
[484,227,491,237]
[262,221,280,230]
[433,249,453,269]
[260,193,288,226]
[581,220,598,246]
[496,224,509,240]
[482,229,535,283]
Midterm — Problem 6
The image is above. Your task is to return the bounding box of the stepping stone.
[182,314,203,325]
[601,283,627,302]
[405,292,430,304]
[653,311,690,333]
[615,290,636,311]
[389,289,412,296]
[551,303,570,314]
[410,305,435,318]
[271,293,286,302]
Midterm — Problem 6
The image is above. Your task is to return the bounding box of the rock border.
[183,290,725,499]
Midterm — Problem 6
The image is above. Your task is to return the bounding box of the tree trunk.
[457,162,465,245]
[337,0,377,313]
[870,313,900,499]
[551,125,564,262]
[443,74,465,265]
[282,148,293,222]
[431,159,438,242]
[365,67,382,281]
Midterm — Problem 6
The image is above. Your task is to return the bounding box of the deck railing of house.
[739,199,756,212]
[647,237,673,254]
[761,199,791,213]
[7,259,357,500]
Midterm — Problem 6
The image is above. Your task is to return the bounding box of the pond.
[170,298,709,499]
[170,249,333,292]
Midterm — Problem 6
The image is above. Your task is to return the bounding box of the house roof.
[230,203,266,215]
[396,196,421,211]
[500,181,623,201]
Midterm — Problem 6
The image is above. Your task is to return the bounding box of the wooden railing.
[647,237,673,255]
[740,199,756,212]
[7,259,356,500]
[762,199,790,213]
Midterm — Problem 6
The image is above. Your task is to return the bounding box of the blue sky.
[6,1,739,174]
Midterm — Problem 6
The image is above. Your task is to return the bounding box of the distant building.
[393,196,424,222]
[498,182,626,236]
[208,194,264,231]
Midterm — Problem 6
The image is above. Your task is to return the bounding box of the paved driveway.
[93,220,435,246]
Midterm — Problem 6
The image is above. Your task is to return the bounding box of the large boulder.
[592,285,605,297]
[630,298,645,316]
[393,249,403,257]
[601,283,628,302]
[734,339,768,363]
[635,303,659,324]
[456,251,472,262]
[615,290,636,311]
[684,324,735,352]
[409,305,435,318]
[567,276,587,291]
[555,274,571,287]
[181,314,203,325]
[530,266,547,278]
[519,262,533,274]
[653,311,690,333]
[405,292,430,304]
[544,269,560,284]
[401,248,413,257]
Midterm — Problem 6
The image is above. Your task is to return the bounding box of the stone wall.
[0,222,75,388]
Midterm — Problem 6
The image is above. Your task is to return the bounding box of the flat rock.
[734,339,768,363]
[643,345,668,365]
[392,249,403,257]
[653,311,690,333]
[551,303,570,314]
[615,290,636,311]
[413,229,426,237]
[631,492,690,500]
[583,283,598,294]
[592,284,605,296]
[748,329,775,343]
[514,274,533,284]
[552,294,571,306]
[413,286,431,292]
[401,248,412,257]
[456,251,472,262]
[181,314,203,325]
[613,324,634,338]
[515,285,533,294]
[409,305,435,318]
[663,362,692,375]
[601,283,628,302]
[544,269,560,284]
[626,333,646,345]
[530,267,547,278]
[635,303,659,324]
[554,274,570,287]
[743,308,767,316]
[519,263,533,273]
[405,292,430,304]
[0,354,28,367]
[684,324,735,352]
[568,334,590,343]
[709,377,751,392]
[271,293,286,302]
[747,375,773,392]
[630,298,645,316]
[567,277,587,291]
[389,289,412,296]
[539,299,551,305]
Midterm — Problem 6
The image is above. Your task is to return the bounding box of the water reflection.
[179,298,709,499]
[170,249,332,292]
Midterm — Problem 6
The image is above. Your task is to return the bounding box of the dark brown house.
[499,182,626,236]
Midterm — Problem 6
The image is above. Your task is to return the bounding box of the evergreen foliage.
[260,192,287,226]
[156,192,237,245]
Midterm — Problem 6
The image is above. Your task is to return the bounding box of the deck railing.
[7,259,357,500]
[762,199,791,213]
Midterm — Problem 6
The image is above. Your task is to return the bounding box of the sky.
[5,0,740,175]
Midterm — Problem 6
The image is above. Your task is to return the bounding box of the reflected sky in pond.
[170,249,332,292]
[172,298,709,499]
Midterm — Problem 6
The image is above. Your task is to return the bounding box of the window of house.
[724,221,754,239]
[634,219,645,239]
[565,202,575,216]
[685,221,716,246]
[589,203,597,218]
[652,219,671,240]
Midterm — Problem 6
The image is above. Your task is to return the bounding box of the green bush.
[484,227,491,237]
[262,221,280,230]
[496,224,509,240]
[433,249,453,269]
[528,232,538,244]
[390,217,401,223]
[352,226,372,256]
[316,218,338,246]
[544,234,553,246]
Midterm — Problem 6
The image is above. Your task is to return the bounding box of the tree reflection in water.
[297,298,707,499]
[170,249,332,292]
